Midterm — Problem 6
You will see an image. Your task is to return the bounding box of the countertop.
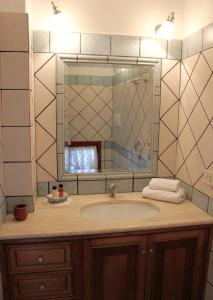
[0,192,213,240]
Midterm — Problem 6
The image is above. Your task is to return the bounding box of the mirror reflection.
[64,62,155,174]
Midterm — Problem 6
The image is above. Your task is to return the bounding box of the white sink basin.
[80,200,159,221]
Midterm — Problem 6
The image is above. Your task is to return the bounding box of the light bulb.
[157,20,174,40]
[51,12,70,32]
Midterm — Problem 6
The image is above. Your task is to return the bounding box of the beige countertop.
[0,192,212,240]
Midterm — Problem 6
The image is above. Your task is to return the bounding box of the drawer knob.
[149,248,154,254]
[140,249,146,255]
[38,256,44,263]
[40,284,46,291]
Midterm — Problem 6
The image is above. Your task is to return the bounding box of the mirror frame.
[56,54,161,181]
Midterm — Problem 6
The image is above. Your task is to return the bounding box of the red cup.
[14,204,28,221]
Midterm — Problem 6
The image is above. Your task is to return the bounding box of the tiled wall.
[33,31,181,60]
[0,12,36,214]
[33,31,179,191]
[0,91,6,223]
[158,59,180,177]
[179,24,213,300]
[112,67,153,171]
[64,84,112,142]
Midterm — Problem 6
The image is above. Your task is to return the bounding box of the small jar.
[14,204,28,221]
[52,186,58,198]
[58,184,64,197]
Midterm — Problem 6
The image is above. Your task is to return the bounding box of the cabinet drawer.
[8,243,72,273]
[10,271,74,300]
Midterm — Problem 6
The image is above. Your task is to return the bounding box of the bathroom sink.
[80,200,159,221]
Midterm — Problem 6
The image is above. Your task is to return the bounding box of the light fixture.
[50,1,70,32]
[51,1,61,15]
[155,12,175,40]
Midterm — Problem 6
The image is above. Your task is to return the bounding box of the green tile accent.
[192,188,209,211]
[91,76,104,85]
[64,75,77,85]
[77,75,91,85]
[33,31,49,53]
[6,196,34,213]
[37,182,48,196]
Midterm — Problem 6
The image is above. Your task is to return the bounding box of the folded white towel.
[142,186,185,204]
[149,178,180,192]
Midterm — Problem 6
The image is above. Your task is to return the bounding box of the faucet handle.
[110,183,116,190]
[109,183,116,197]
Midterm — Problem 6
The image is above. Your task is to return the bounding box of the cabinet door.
[84,235,147,300]
[146,229,208,300]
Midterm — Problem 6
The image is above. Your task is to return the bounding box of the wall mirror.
[56,55,161,180]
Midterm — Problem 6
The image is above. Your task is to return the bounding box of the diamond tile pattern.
[176,51,213,196]
[158,60,180,177]
[34,54,57,182]
[64,85,112,141]
[33,48,213,197]
[112,73,153,160]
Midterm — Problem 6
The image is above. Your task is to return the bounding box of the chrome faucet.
[109,183,116,198]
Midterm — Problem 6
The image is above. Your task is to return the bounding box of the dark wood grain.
[0,225,212,300]
[10,271,73,300]
[7,243,72,274]
[83,235,147,300]
[146,229,208,300]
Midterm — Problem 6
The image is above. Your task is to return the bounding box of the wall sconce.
[51,1,69,31]
[51,1,61,15]
[155,12,175,40]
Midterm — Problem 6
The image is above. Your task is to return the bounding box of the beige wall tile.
[3,127,31,161]
[200,75,213,121]
[34,78,55,117]
[161,59,179,78]
[4,163,33,196]
[36,165,55,182]
[33,53,54,73]
[36,100,56,138]
[35,55,56,94]
[162,62,180,98]
[178,124,196,159]
[182,53,199,77]
[0,52,29,89]
[159,142,177,175]
[180,63,189,96]
[181,81,198,118]
[37,143,57,180]
[185,147,205,185]
[176,163,191,185]
[203,48,213,71]
[0,12,28,51]
[189,102,209,142]
[198,125,213,168]
[161,102,179,136]
[157,160,173,177]
[158,122,176,155]
[1,90,31,126]
[191,54,212,96]
[160,81,178,117]
[35,123,54,159]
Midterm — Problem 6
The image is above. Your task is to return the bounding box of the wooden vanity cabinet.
[0,226,211,300]
[0,240,83,300]
[145,229,208,300]
[83,227,211,300]
[83,235,147,300]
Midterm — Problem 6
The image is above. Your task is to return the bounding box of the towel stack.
[142,178,185,204]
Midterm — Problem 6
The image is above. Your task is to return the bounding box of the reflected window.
[65,141,101,173]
